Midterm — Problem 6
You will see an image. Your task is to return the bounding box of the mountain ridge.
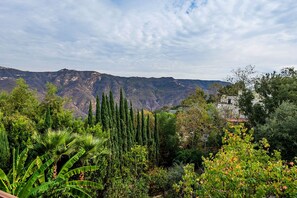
[0,66,228,116]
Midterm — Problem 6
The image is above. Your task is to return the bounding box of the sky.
[0,0,296,80]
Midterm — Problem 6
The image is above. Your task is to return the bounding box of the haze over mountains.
[0,66,227,116]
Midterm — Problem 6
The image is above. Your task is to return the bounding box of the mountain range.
[0,66,228,116]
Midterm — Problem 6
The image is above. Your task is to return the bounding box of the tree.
[101,93,109,131]
[226,65,257,89]
[40,82,73,130]
[6,113,37,151]
[44,106,52,130]
[174,125,297,197]
[256,102,297,160]
[0,115,10,171]
[237,67,297,127]
[7,78,39,119]
[154,113,160,165]
[158,112,179,166]
[136,111,142,145]
[33,130,75,178]
[87,101,93,127]
[141,109,147,146]
[95,95,101,124]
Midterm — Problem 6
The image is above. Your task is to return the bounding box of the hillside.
[0,66,227,116]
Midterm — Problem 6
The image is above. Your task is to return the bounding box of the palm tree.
[74,133,109,180]
[33,130,76,178]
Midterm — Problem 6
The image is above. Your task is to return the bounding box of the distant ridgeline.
[0,66,228,116]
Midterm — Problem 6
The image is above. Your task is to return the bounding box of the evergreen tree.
[95,95,101,124]
[116,104,123,165]
[129,102,135,144]
[105,94,111,125]
[109,91,115,124]
[147,115,151,142]
[141,109,147,146]
[101,93,109,130]
[146,115,153,162]
[87,101,93,126]
[136,111,142,145]
[45,106,52,130]
[119,89,128,152]
[0,123,10,171]
[154,112,159,165]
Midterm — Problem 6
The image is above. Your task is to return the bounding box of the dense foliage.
[174,125,297,197]
[1,67,297,197]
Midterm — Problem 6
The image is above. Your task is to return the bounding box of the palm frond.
[63,166,99,179]
[57,148,85,178]
[0,168,10,192]
[18,158,54,198]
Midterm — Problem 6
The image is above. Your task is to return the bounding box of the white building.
[217,92,248,122]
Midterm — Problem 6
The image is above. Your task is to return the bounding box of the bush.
[175,125,297,197]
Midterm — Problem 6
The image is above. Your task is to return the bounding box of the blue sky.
[0,0,296,80]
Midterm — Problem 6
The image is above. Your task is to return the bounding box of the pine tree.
[87,101,93,126]
[95,95,101,124]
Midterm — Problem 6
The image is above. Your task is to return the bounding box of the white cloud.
[0,0,296,79]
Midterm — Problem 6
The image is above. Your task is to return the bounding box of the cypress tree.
[116,104,123,165]
[109,90,115,125]
[119,89,128,152]
[146,115,152,161]
[45,106,52,130]
[119,89,125,122]
[87,101,93,126]
[154,112,160,165]
[101,93,109,130]
[105,94,112,128]
[141,109,147,146]
[136,111,142,145]
[124,99,132,149]
[0,125,10,171]
[95,95,101,124]
[129,102,135,144]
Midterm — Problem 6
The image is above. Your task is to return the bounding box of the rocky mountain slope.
[0,66,228,116]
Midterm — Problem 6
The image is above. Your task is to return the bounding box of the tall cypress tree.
[116,104,123,165]
[109,90,115,124]
[101,93,109,130]
[154,112,160,165]
[124,99,132,149]
[87,101,93,126]
[146,115,153,162]
[119,89,128,152]
[141,109,147,146]
[136,111,142,145]
[95,95,101,124]
[105,94,112,128]
[129,102,135,144]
